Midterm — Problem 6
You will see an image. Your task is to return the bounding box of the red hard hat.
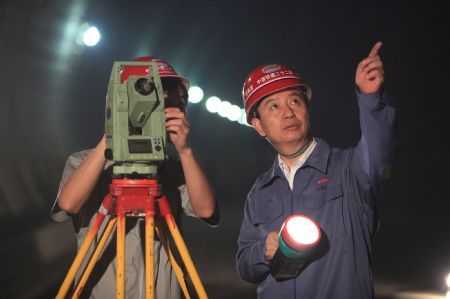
[242,64,311,124]
[120,56,190,90]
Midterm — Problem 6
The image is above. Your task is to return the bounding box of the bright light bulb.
[286,216,319,245]
[227,104,242,121]
[218,101,232,118]
[237,109,248,125]
[188,86,204,103]
[205,96,221,113]
[446,272,450,288]
[83,26,100,46]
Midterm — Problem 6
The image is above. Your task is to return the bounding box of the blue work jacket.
[237,91,396,299]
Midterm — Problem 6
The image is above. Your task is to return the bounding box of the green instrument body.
[105,61,166,175]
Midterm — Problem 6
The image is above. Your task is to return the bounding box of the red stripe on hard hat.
[245,75,300,103]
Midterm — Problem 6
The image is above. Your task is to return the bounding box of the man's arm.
[353,42,397,188]
[165,107,217,219]
[57,136,107,214]
[236,193,273,283]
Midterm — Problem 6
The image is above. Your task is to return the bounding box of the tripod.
[56,177,208,299]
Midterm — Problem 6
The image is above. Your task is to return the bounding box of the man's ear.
[251,117,266,137]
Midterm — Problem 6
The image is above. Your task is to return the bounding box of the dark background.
[0,1,449,298]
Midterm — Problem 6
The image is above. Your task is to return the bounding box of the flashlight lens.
[286,216,320,245]
[135,78,154,95]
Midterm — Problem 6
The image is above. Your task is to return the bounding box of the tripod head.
[104,61,166,177]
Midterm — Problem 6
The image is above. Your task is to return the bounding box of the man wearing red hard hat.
[237,42,397,298]
[51,57,219,298]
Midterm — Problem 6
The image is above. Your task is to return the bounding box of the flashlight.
[269,214,321,279]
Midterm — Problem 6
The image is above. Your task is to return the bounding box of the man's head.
[121,56,189,111]
[242,64,312,150]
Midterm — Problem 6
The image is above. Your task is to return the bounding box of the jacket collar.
[260,138,330,187]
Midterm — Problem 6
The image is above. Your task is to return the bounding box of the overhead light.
[205,96,221,113]
[82,26,101,47]
[217,101,232,118]
[188,86,204,104]
[226,104,242,122]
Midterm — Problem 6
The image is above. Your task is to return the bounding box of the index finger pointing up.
[369,41,383,57]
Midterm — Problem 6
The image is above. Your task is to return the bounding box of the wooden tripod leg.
[158,196,208,299]
[72,217,117,299]
[116,213,126,299]
[155,221,191,299]
[56,196,113,299]
[145,211,155,299]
